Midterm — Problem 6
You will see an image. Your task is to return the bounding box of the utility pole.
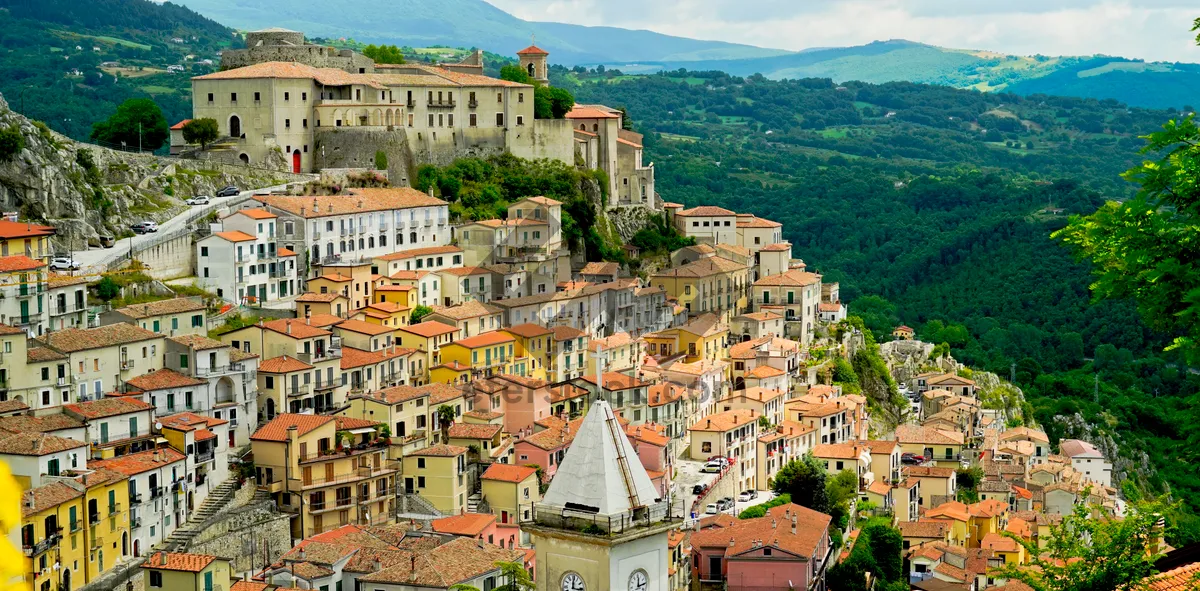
[1094,373,1099,404]
[138,122,142,154]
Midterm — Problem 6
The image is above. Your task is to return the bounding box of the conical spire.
[540,400,660,518]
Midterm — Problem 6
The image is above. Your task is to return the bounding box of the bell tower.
[517,40,550,85]
[524,401,677,591]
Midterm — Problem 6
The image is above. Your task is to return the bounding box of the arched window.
[380,235,387,247]
[409,232,417,244]
[368,237,375,249]
[325,243,334,257]
[358,238,365,250]
[396,233,403,245]
[527,62,535,77]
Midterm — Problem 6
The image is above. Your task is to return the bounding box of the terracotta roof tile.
[399,321,459,338]
[254,188,445,219]
[689,409,757,433]
[481,463,537,483]
[452,331,515,349]
[504,323,552,338]
[432,513,496,536]
[1149,562,1200,591]
[0,255,45,272]
[0,220,54,239]
[409,444,467,457]
[37,323,161,352]
[754,269,821,287]
[125,368,206,391]
[228,208,277,220]
[676,205,737,217]
[250,413,335,442]
[297,292,346,303]
[0,432,87,456]
[144,552,220,573]
[447,422,502,440]
[168,334,228,350]
[0,413,83,434]
[90,448,186,475]
[64,397,152,419]
[258,355,314,374]
[430,300,502,321]
[22,481,83,517]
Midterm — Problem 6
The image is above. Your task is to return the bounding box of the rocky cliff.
[0,93,291,252]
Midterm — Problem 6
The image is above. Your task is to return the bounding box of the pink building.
[471,374,588,437]
[690,503,833,591]
[626,422,672,498]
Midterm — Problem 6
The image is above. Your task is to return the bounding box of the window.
[429,114,435,127]
[284,91,290,101]
[702,441,712,453]
[149,571,163,587]
[285,119,291,128]
[470,113,477,127]
[254,91,260,102]
[200,246,208,257]
[496,113,504,127]
[518,92,524,103]
[207,93,214,102]
[192,315,203,327]
[230,92,237,102]
[516,115,524,126]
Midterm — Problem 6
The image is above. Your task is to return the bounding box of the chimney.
[477,538,484,548]
[410,555,417,580]
[286,320,292,334]
[372,557,381,572]
[328,203,334,213]
[301,206,306,216]
[357,200,363,209]
[791,515,797,535]
[297,547,305,560]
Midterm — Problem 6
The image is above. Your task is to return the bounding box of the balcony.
[150,486,164,499]
[90,535,103,550]
[298,439,388,464]
[269,268,288,279]
[196,448,215,463]
[88,512,100,525]
[108,502,121,516]
[427,99,456,108]
[131,516,141,528]
[257,479,283,494]
[14,313,41,327]
[23,528,61,557]
[194,362,246,378]
[313,380,338,392]
[129,492,142,504]
[299,460,400,489]
[468,99,478,108]
[285,384,312,398]
[120,358,135,371]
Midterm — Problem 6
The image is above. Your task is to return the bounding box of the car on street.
[717,498,735,511]
[131,221,158,234]
[901,452,925,465]
[49,257,80,271]
[692,484,705,495]
[701,460,723,473]
[216,186,239,197]
[704,503,719,515]
[737,490,758,502]
[185,195,210,205]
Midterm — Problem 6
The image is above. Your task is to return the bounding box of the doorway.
[292,150,301,173]
[229,115,241,138]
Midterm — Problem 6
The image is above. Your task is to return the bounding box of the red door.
[292,150,301,173]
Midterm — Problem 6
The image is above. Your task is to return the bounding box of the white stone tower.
[517,43,550,85]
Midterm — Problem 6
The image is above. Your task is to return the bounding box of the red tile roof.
[90,448,186,475]
[259,318,331,339]
[125,368,205,391]
[0,220,54,239]
[250,413,335,442]
[213,230,257,242]
[409,444,467,457]
[481,463,538,483]
[516,45,549,55]
[0,432,87,456]
[64,397,152,419]
[258,355,314,374]
[399,321,459,338]
[447,422,502,440]
[36,323,161,352]
[432,513,496,537]
[253,188,446,218]
[229,208,277,220]
[144,552,220,573]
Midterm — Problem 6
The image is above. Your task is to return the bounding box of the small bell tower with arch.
[517,36,550,85]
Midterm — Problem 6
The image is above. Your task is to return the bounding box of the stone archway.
[62,568,71,591]
[265,398,276,420]
[239,153,249,165]
[229,115,241,138]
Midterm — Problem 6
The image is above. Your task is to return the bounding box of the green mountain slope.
[166,0,788,64]
[1006,57,1200,109]
[563,70,1200,542]
[0,0,233,141]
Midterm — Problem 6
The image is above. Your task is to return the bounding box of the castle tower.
[517,43,550,85]
[525,400,675,591]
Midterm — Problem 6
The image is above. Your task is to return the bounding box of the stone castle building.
[180,29,656,211]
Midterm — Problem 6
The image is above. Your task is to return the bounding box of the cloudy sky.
[488,0,1200,61]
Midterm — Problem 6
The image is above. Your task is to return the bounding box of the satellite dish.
[154,422,163,430]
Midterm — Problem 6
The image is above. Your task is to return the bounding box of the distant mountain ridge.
[165,0,791,64]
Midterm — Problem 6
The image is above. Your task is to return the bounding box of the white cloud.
[490,0,1200,61]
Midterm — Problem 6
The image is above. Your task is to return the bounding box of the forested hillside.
[564,69,1200,543]
[0,0,232,141]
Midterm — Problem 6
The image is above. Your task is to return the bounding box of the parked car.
[216,186,239,197]
[185,195,210,205]
[717,498,735,511]
[901,453,926,465]
[701,461,723,473]
[98,236,115,248]
[49,257,80,271]
[691,484,705,496]
[704,503,719,515]
[737,490,758,502]
[131,222,152,234]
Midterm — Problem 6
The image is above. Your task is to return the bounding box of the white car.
[701,461,723,473]
[737,490,758,502]
[49,257,80,271]
[186,196,210,205]
[704,503,719,515]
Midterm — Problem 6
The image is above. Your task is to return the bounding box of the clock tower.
[525,401,678,591]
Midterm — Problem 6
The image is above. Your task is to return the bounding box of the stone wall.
[184,487,294,576]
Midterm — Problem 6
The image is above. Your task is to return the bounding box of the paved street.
[675,457,776,521]
[70,183,298,275]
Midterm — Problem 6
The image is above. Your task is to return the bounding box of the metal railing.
[299,461,400,488]
[298,440,387,463]
[530,502,678,536]
[196,449,215,463]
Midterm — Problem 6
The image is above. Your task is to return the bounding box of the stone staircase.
[397,493,443,520]
[467,492,482,513]
[158,478,241,552]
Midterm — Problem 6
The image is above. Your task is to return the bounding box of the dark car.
[692,484,705,496]
[901,452,926,465]
[216,186,239,197]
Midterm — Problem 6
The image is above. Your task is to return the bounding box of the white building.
[0,255,50,336]
[164,334,260,447]
[89,447,188,557]
[158,412,231,508]
[63,397,158,457]
[47,275,92,332]
[196,207,299,304]
[671,206,738,246]
[251,189,450,277]
[0,431,87,489]
[1059,439,1112,488]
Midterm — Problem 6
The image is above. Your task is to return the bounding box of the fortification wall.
[512,119,575,163]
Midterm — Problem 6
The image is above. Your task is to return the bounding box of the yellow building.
[142,551,232,591]
[649,256,749,319]
[437,331,527,379]
[296,292,351,319]
[220,318,344,413]
[338,384,433,454]
[0,220,55,264]
[401,444,469,515]
[479,463,540,525]
[643,313,728,364]
[19,480,86,591]
[372,283,420,308]
[351,301,410,329]
[305,273,353,301]
[250,413,396,539]
[902,465,958,508]
[503,323,553,381]
[895,425,965,468]
[394,321,460,382]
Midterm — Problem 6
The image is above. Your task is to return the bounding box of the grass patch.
[53,31,152,51]
[138,85,176,95]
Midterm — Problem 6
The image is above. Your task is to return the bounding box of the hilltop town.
[0,28,1186,591]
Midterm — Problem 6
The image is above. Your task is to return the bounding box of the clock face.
[628,569,648,591]
[561,572,585,591]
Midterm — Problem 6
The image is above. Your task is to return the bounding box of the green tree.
[90,98,169,151]
[864,523,904,582]
[181,118,219,149]
[410,304,433,324]
[848,298,898,341]
[771,453,830,513]
[494,560,534,591]
[374,150,388,170]
[992,497,1166,591]
[0,125,24,162]
[436,404,456,444]
[362,44,405,64]
[547,86,575,118]
[499,65,532,85]
[94,276,121,301]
